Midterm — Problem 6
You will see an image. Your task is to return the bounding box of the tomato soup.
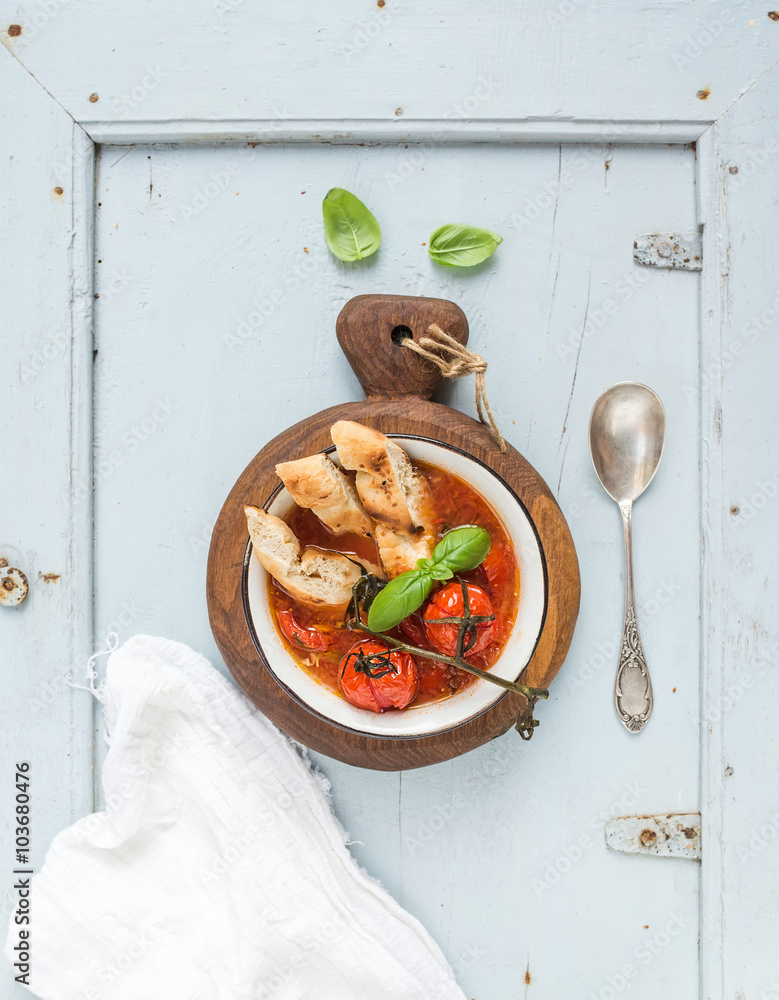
[267,460,520,709]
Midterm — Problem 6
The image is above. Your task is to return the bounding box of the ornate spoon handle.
[614,503,654,732]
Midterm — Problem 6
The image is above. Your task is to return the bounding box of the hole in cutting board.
[391,324,413,345]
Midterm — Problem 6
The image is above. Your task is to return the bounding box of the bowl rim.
[241,434,549,741]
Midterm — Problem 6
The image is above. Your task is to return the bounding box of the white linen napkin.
[4,635,466,1000]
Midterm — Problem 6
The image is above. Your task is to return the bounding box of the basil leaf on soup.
[428,224,503,267]
[367,569,433,633]
[322,188,381,262]
[431,526,491,573]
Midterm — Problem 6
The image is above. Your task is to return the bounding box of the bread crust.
[330,421,436,576]
[374,524,436,577]
[244,505,363,608]
[275,453,374,538]
[330,421,427,532]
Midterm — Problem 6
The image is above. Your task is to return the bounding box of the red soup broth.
[266,460,520,709]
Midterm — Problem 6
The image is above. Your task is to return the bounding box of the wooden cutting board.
[207,294,580,770]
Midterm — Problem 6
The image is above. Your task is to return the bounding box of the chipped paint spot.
[729,165,739,175]
[7,24,21,36]
[768,11,779,20]
[606,814,701,859]
[395,107,403,116]
[89,93,99,103]
[39,572,61,583]
[697,88,711,100]
[54,186,64,196]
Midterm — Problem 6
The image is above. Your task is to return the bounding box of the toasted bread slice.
[330,420,436,576]
[275,453,375,538]
[374,524,436,577]
[245,505,363,608]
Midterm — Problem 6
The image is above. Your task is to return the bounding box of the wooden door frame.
[3,17,778,995]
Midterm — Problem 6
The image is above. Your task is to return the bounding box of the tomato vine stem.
[345,619,548,702]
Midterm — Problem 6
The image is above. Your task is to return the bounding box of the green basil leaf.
[367,569,433,632]
[322,188,381,262]
[432,526,491,573]
[429,565,454,582]
[428,224,503,267]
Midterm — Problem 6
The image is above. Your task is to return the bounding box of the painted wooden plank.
[83,120,708,146]
[0,0,777,127]
[0,50,94,998]
[698,63,779,1000]
[91,139,701,998]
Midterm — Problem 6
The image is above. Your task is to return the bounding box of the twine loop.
[402,323,507,452]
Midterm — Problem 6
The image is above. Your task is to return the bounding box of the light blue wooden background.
[86,141,701,997]
[3,3,779,998]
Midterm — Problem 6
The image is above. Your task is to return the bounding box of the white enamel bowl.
[243,437,548,738]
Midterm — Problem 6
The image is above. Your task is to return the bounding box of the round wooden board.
[207,294,581,770]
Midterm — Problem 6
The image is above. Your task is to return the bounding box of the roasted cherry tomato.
[423,582,496,657]
[338,641,419,713]
[398,613,431,649]
[480,541,515,595]
[277,607,334,652]
[416,661,457,700]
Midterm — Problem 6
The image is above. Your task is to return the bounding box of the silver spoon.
[589,382,666,733]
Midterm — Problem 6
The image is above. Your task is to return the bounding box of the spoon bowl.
[589,383,666,505]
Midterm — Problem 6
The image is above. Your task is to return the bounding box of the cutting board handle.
[336,293,469,400]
